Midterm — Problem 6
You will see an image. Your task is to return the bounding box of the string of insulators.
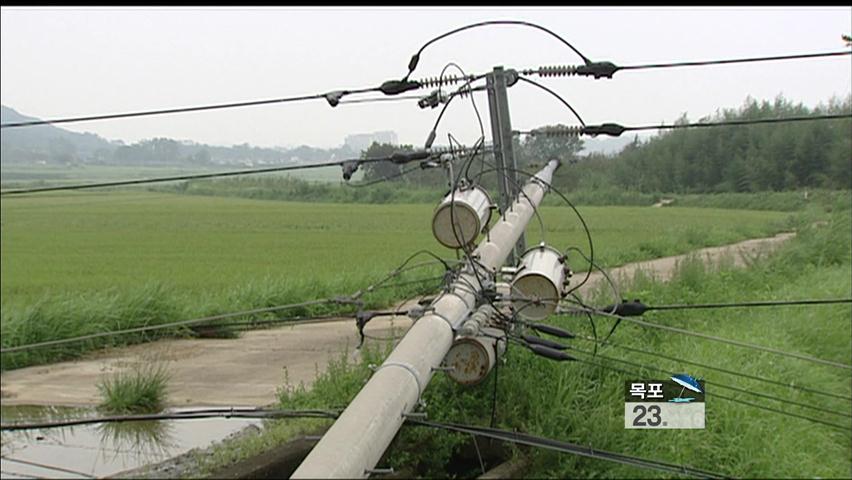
[430,144,493,156]
[416,74,479,88]
[521,65,582,77]
[521,62,619,79]
[523,126,583,137]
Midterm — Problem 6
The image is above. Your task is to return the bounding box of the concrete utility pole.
[485,66,525,264]
[292,159,560,479]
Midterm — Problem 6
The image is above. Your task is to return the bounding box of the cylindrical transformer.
[431,185,493,249]
[444,327,507,386]
[511,244,567,321]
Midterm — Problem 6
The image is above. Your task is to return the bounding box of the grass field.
[0,190,789,302]
[1,186,849,477]
[0,189,791,369]
[270,212,852,478]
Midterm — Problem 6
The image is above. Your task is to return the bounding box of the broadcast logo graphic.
[625,374,706,429]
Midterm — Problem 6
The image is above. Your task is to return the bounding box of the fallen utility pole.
[292,158,560,479]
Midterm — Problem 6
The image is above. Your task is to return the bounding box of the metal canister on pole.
[511,244,568,321]
[431,184,493,248]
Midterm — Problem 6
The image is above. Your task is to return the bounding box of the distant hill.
[1,105,118,164]
[579,133,656,156]
[0,105,360,168]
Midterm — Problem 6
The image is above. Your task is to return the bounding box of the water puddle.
[1,404,261,479]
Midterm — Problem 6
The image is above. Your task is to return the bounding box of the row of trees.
[358,126,585,188]
[565,95,851,193]
[363,94,850,194]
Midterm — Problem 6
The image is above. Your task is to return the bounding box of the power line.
[0,457,94,479]
[623,113,852,133]
[521,49,852,78]
[0,161,342,196]
[0,88,381,129]
[515,113,852,138]
[0,407,340,431]
[403,20,592,82]
[405,418,726,478]
[561,305,852,370]
[578,334,852,402]
[0,298,355,354]
[646,298,852,311]
[0,149,451,196]
[1,253,455,355]
[0,406,729,477]
[570,337,851,419]
[516,76,586,126]
[560,298,852,318]
[619,50,852,72]
[568,348,852,432]
[474,165,597,296]
[338,94,424,105]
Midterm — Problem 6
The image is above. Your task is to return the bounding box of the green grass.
[97,361,171,414]
[0,163,349,188]
[0,190,789,301]
[149,174,850,212]
[1,185,838,477]
[264,212,851,478]
[0,191,788,370]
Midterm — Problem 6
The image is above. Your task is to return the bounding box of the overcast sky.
[1,6,850,149]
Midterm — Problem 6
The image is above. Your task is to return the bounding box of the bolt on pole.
[485,66,525,265]
[291,159,560,479]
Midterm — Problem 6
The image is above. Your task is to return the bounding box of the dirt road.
[0,232,794,407]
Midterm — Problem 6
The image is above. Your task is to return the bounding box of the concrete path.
[0,232,794,408]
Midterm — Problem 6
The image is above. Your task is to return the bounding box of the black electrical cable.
[465,149,548,246]
[440,63,486,145]
[0,87,384,129]
[370,274,447,291]
[1,406,729,477]
[561,297,852,346]
[575,334,852,403]
[0,150,441,196]
[0,408,340,431]
[403,20,592,81]
[489,336,501,428]
[426,76,488,148]
[617,50,852,72]
[568,347,852,431]
[0,161,342,196]
[571,337,851,419]
[344,163,422,188]
[563,303,852,370]
[563,246,621,306]
[517,76,586,126]
[474,165,596,295]
[368,250,456,290]
[624,113,852,133]
[337,94,424,104]
[569,292,598,356]
[405,418,726,478]
[646,298,852,311]
[4,256,446,356]
[516,113,852,138]
[0,457,94,479]
[190,312,363,331]
[0,297,357,354]
[448,149,489,294]
[521,50,852,79]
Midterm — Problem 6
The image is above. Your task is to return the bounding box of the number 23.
[633,405,662,426]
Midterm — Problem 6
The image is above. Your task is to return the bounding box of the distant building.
[344,131,398,153]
